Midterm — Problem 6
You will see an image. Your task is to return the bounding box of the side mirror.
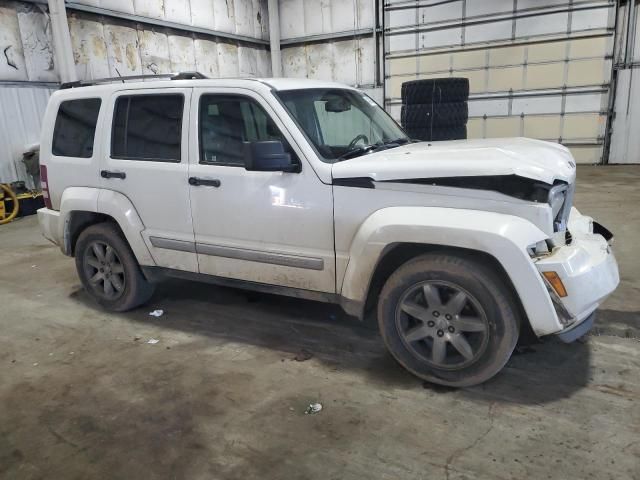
[243,141,299,172]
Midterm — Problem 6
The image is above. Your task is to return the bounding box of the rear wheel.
[75,222,154,311]
[378,253,519,387]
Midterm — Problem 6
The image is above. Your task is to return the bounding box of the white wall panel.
[217,43,240,77]
[190,0,215,30]
[280,0,374,39]
[465,20,512,43]
[168,34,197,72]
[16,3,57,82]
[306,43,333,81]
[572,7,611,31]
[516,12,568,38]
[71,0,270,40]
[419,2,462,24]
[194,38,219,77]
[63,13,270,81]
[133,0,163,20]
[68,14,111,80]
[0,1,28,81]
[466,0,510,17]
[138,29,170,74]
[0,86,54,185]
[100,0,135,14]
[281,37,375,87]
[238,45,258,76]
[164,0,191,26]
[104,23,142,76]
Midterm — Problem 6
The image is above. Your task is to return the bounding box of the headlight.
[548,184,568,231]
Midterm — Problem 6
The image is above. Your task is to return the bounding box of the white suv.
[37,73,619,386]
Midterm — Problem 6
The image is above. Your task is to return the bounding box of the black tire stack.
[400,78,470,141]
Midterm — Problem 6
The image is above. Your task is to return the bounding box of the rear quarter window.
[52,98,101,158]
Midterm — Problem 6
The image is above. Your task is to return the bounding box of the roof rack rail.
[60,71,207,89]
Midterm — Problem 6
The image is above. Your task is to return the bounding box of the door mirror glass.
[244,141,298,172]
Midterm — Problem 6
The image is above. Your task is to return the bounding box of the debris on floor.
[305,402,322,415]
[293,348,313,362]
[147,338,160,344]
[149,309,164,317]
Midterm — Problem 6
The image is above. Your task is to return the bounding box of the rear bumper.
[536,212,619,340]
[37,207,62,247]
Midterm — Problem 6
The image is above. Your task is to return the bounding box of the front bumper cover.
[535,210,619,338]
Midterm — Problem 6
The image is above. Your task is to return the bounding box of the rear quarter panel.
[40,89,106,210]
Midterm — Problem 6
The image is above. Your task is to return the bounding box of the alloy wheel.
[395,280,489,370]
[83,241,126,300]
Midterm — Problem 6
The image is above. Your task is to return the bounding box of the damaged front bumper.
[535,208,619,341]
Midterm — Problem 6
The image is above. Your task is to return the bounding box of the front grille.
[554,183,575,232]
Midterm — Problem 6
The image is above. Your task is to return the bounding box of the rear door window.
[111,94,184,162]
[52,98,101,158]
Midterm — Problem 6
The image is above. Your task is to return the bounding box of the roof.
[57,73,355,96]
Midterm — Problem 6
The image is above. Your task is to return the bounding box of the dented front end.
[531,207,619,341]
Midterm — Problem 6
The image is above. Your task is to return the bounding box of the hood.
[331,137,576,185]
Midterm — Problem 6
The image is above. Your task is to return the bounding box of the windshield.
[275,88,409,162]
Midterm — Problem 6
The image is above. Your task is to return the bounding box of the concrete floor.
[1,166,638,480]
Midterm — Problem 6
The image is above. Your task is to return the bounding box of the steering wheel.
[346,134,369,150]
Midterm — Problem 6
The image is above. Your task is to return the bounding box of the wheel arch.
[59,187,153,266]
[338,206,561,337]
[361,243,535,341]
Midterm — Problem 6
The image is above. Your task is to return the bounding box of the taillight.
[40,164,53,209]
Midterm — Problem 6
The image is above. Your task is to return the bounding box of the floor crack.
[444,401,496,480]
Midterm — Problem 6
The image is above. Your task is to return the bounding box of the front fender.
[340,206,562,336]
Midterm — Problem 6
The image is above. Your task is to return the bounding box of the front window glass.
[199,94,295,166]
[276,88,408,162]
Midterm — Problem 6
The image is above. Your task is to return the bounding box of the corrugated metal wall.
[0,85,54,186]
[0,1,57,81]
[278,0,382,103]
[65,12,271,80]
[384,0,616,164]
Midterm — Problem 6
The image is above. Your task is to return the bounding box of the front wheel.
[378,253,520,387]
[75,222,155,312]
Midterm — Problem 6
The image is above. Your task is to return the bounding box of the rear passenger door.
[101,88,197,272]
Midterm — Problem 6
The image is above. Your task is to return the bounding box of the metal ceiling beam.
[280,28,375,47]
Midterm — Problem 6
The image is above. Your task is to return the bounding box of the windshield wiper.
[335,138,411,162]
[335,144,379,162]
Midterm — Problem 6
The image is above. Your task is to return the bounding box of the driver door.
[187,87,336,293]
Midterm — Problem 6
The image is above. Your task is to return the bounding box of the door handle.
[101,170,126,179]
[189,177,221,187]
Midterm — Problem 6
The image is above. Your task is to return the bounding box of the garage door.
[384,0,616,164]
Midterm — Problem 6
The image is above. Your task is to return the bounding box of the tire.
[75,222,155,312]
[377,253,520,387]
[401,78,469,104]
[405,125,467,141]
[401,102,468,128]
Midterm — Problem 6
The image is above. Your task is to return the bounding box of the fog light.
[542,271,568,297]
